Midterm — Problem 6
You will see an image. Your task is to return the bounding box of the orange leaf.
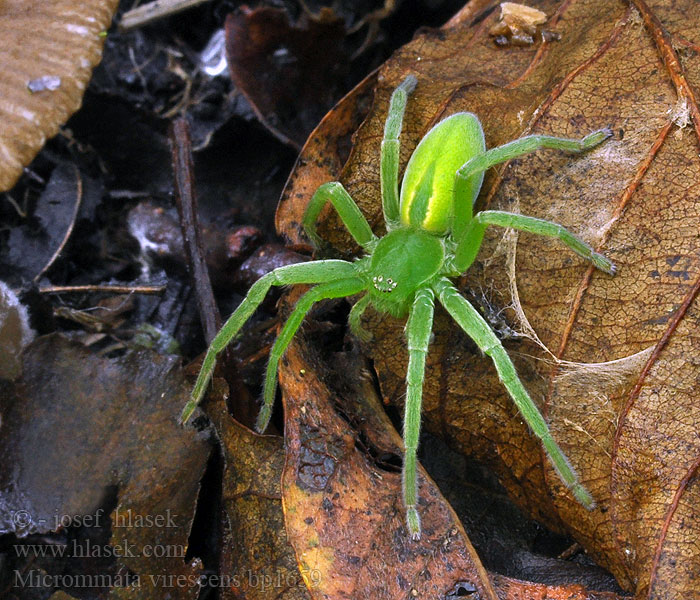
[278,325,498,599]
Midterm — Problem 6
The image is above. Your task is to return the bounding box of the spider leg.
[348,293,372,342]
[433,277,595,509]
[181,260,358,424]
[381,75,417,228]
[453,210,615,274]
[257,276,366,433]
[456,128,612,183]
[303,182,377,251]
[450,128,611,241]
[403,286,435,540]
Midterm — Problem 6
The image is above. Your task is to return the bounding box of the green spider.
[181,75,615,540]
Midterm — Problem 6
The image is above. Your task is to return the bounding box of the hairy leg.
[453,210,615,274]
[348,293,372,342]
[181,260,357,423]
[303,182,376,251]
[257,277,366,432]
[381,75,417,228]
[433,277,594,509]
[403,286,435,539]
[456,128,612,183]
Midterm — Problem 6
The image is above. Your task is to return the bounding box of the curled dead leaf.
[278,324,499,600]
[489,2,550,46]
[0,0,119,191]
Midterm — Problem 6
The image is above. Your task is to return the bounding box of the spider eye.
[372,275,398,293]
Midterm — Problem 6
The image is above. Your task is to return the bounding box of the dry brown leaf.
[207,391,310,600]
[276,302,624,598]
[277,0,700,596]
[277,320,498,600]
[275,73,378,249]
[0,0,119,191]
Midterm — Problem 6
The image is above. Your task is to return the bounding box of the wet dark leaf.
[0,335,210,598]
[226,6,349,149]
[234,243,309,290]
[0,281,34,379]
[6,164,81,281]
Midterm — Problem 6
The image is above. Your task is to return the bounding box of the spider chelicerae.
[182,74,615,539]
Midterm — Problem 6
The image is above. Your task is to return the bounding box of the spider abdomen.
[399,112,485,235]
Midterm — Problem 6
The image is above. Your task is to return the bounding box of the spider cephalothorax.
[182,75,615,539]
[366,229,444,313]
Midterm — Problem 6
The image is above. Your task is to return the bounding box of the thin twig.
[3,193,26,218]
[169,117,220,342]
[169,117,258,428]
[39,284,166,295]
[120,0,213,31]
